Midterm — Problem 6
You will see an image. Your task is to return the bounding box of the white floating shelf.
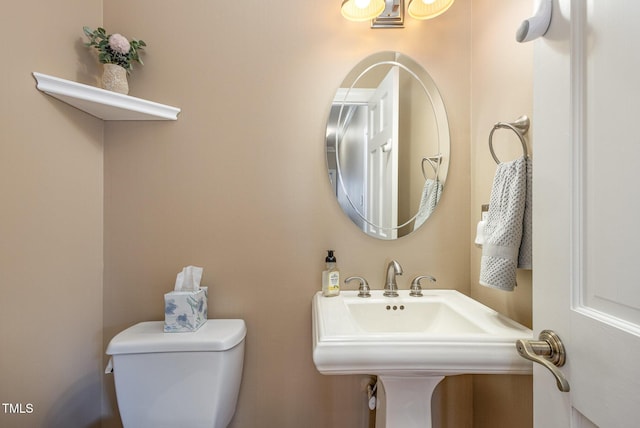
[33,72,180,121]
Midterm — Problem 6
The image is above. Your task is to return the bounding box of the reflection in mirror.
[326,51,450,239]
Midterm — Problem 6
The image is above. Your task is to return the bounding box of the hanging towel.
[479,157,527,291]
[413,178,443,230]
[518,157,533,269]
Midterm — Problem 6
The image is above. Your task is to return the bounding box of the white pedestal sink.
[311,290,533,427]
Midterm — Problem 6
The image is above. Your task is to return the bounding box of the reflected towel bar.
[421,154,442,180]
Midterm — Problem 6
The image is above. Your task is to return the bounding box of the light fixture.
[342,0,455,27]
[341,0,386,22]
[407,0,455,20]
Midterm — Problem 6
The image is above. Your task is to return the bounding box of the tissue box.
[164,287,208,332]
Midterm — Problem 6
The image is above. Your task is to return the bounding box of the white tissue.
[174,265,203,291]
[474,220,487,247]
[474,211,488,247]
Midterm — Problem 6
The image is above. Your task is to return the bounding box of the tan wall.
[101,0,471,427]
[0,0,538,426]
[470,0,534,426]
[0,1,104,427]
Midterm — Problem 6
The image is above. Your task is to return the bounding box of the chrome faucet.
[384,260,403,297]
[344,276,371,298]
[410,275,436,297]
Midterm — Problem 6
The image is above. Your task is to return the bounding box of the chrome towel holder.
[488,115,530,164]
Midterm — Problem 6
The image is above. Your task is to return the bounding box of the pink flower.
[108,34,131,54]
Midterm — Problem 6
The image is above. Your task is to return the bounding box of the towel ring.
[421,154,442,180]
[488,115,530,164]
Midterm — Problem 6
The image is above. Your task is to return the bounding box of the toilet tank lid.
[106,319,246,355]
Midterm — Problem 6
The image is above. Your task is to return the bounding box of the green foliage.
[83,26,147,74]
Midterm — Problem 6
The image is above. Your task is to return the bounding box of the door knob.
[516,330,570,392]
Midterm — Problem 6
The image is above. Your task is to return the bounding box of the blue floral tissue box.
[164,287,208,332]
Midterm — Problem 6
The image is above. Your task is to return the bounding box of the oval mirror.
[326,51,450,239]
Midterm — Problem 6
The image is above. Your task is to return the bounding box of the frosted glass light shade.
[341,0,386,22]
[407,0,455,20]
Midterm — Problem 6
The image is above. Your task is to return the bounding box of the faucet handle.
[410,275,436,297]
[344,276,371,298]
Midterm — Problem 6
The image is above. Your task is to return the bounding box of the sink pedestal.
[376,375,444,428]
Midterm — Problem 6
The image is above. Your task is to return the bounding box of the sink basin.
[313,289,533,428]
[312,289,533,376]
[346,298,486,334]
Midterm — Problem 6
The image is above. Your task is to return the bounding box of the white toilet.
[106,319,246,428]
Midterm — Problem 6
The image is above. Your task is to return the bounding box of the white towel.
[413,178,443,230]
[518,157,533,269]
[479,157,527,291]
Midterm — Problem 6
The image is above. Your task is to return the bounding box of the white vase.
[101,63,129,94]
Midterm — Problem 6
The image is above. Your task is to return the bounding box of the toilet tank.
[106,319,246,428]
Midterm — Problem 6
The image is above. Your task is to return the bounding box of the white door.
[366,66,399,239]
[533,0,640,426]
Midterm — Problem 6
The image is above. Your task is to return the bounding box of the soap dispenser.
[322,250,340,297]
